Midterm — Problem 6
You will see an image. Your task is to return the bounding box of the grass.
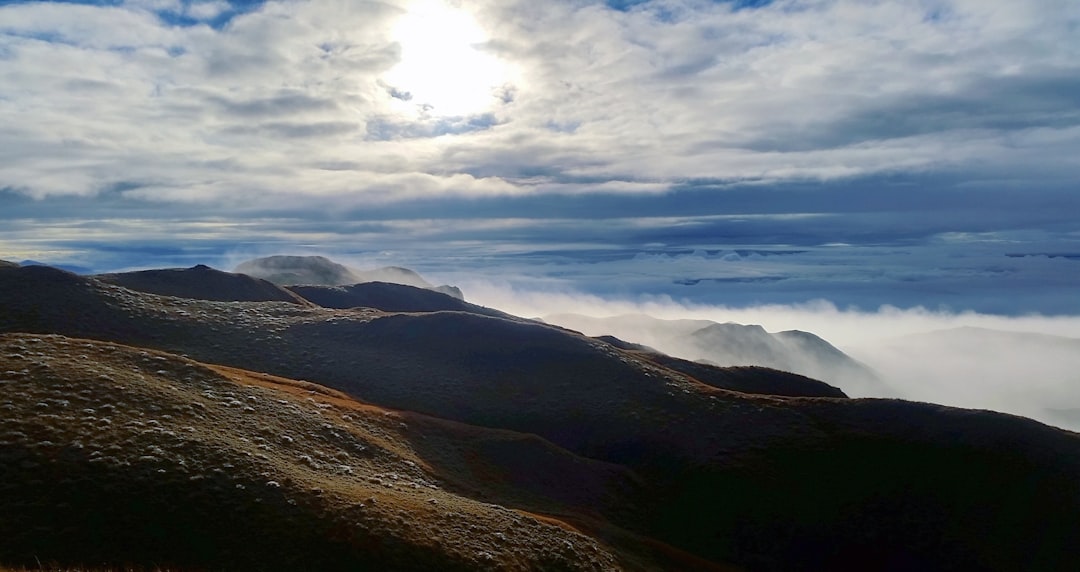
[0,333,624,571]
[4,265,1080,571]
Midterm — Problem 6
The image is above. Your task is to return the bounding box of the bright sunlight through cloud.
[386,0,513,118]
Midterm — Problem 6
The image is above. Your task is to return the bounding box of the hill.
[288,282,508,317]
[95,265,310,304]
[2,264,1080,570]
[234,255,465,300]
[590,335,846,399]
[0,333,625,571]
[0,260,17,269]
[18,259,94,274]
[234,255,361,286]
[547,313,885,397]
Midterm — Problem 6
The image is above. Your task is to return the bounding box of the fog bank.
[458,279,1080,431]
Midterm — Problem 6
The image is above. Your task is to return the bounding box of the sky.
[1,0,1079,316]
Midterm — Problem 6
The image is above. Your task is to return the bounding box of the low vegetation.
[2,264,1079,571]
[0,334,623,571]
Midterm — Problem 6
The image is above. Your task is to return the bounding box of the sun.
[386,0,512,118]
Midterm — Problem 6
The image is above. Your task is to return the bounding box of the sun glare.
[386,0,512,118]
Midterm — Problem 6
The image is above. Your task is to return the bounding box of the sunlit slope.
[0,334,625,571]
[3,264,1080,570]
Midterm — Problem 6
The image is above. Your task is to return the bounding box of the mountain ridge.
[234,255,464,300]
[2,263,1079,571]
[287,282,507,318]
[547,313,886,397]
[95,265,312,305]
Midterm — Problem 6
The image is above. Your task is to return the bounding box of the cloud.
[1,0,1079,319]
[0,0,1077,207]
[185,1,233,21]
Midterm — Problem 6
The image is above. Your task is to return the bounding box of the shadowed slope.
[235,255,465,299]
[288,282,505,317]
[549,313,884,396]
[95,265,310,304]
[3,265,1080,571]
[649,358,846,399]
[0,334,627,571]
[591,334,847,398]
[0,260,17,269]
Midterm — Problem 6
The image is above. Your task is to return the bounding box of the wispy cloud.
[1,0,1077,203]
[1,0,1079,315]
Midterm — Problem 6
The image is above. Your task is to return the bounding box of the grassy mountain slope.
[0,334,628,571]
[288,282,505,317]
[95,265,310,305]
[3,265,1080,571]
[548,313,883,396]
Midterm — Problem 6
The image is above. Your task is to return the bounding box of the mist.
[454,278,1080,432]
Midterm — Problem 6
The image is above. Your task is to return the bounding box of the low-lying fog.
[458,281,1080,432]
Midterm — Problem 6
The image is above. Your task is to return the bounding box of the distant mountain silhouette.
[0,260,17,268]
[288,282,506,318]
[431,284,465,299]
[549,313,885,397]
[18,259,94,274]
[95,265,310,304]
[353,266,433,289]
[591,334,846,398]
[2,263,1080,571]
[234,255,361,286]
[235,255,465,300]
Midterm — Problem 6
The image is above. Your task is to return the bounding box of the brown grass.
[4,266,1080,571]
[0,334,626,571]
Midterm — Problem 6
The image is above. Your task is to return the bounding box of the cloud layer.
[463,279,1080,431]
[2,0,1078,205]
[1,0,1079,316]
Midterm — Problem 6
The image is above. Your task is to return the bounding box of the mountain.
[2,264,1080,571]
[0,260,17,268]
[353,266,433,289]
[431,284,465,299]
[0,333,626,571]
[234,255,360,286]
[547,313,886,397]
[17,259,94,274]
[234,255,465,300]
[288,282,508,318]
[590,335,846,399]
[95,265,310,304]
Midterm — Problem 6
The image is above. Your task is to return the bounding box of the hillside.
[591,335,846,399]
[288,282,505,317]
[234,255,465,300]
[95,265,310,305]
[2,264,1080,571]
[0,333,626,571]
[547,313,885,397]
[234,255,361,286]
